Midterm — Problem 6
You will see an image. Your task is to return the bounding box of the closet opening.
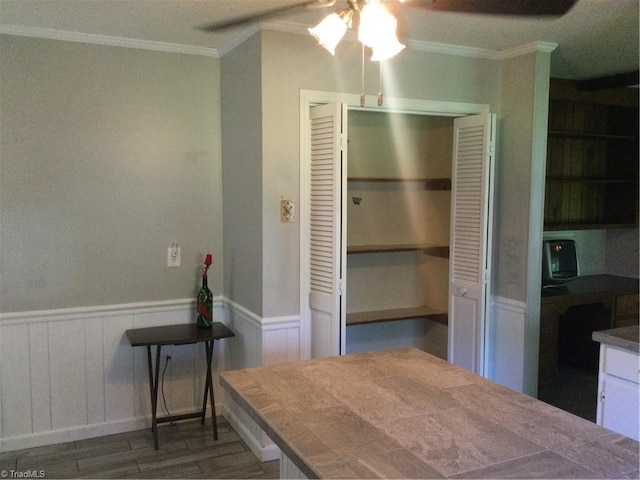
[345,110,453,358]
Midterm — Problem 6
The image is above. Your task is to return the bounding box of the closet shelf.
[347,244,449,257]
[346,306,448,326]
[347,177,451,191]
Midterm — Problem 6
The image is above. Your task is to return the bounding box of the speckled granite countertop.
[220,348,639,479]
[593,325,639,353]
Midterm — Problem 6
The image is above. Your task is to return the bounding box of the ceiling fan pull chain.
[378,61,383,106]
[360,43,366,107]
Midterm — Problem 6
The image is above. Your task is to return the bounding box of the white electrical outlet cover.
[167,247,181,267]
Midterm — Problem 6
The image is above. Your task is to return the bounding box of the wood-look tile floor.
[0,418,279,479]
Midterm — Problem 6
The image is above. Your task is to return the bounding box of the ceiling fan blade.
[403,0,577,16]
[199,0,336,32]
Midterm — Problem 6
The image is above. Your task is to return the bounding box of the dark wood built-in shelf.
[348,177,451,191]
[546,177,636,185]
[548,130,637,141]
[544,85,638,230]
[347,244,449,258]
[544,222,638,231]
[346,306,448,326]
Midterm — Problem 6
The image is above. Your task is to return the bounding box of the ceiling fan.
[200,0,576,105]
[199,0,578,33]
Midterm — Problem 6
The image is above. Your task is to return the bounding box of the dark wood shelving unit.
[544,83,639,230]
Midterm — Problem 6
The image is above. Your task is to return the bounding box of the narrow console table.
[126,322,235,449]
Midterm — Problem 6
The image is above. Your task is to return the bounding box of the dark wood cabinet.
[545,80,639,230]
[537,275,639,389]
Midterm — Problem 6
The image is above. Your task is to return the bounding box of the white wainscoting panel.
[262,316,300,366]
[486,295,527,392]
[219,301,301,462]
[1,298,301,453]
[0,299,233,452]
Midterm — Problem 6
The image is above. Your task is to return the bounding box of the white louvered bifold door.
[448,113,495,375]
[309,103,347,358]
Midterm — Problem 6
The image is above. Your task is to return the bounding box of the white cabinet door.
[597,345,640,441]
[600,375,639,440]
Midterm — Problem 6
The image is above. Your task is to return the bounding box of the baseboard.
[0,405,222,453]
[1,417,146,452]
[222,403,280,462]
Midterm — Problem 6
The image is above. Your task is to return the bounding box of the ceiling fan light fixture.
[358,0,405,60]
[370,35,405,61]
[308,10,351,55]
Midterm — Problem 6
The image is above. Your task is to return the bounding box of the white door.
[448,113,496,375]
[308,103,348,358]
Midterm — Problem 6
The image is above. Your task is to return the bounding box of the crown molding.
[1,23,558,62]
[262,20,558,62]
[500,41,558,59]
[406,38,502,60]
[0,25,219,57]
[215,25,261,57]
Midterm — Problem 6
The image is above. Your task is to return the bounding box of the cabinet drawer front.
[615,294,639,317]
[604,347,640,383]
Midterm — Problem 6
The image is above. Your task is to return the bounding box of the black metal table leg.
[146,344,162,450]
[201,340,217,440]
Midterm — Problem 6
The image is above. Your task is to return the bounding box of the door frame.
[299,89,490,360]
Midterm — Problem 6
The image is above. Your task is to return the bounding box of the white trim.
[1,406,220,453]
[222,402,280,462]
[264,20,546,61]
[299,90,491,361]
[216,25,262,56]
[221,300,301,331]
[406,38,501,59]
[500,41,558,59]
[0,298,218,325]
[1,23,556,62]
[261,315,301,331]
[487,295,527,392]
[492,295,527,313]
[0,25,219,57]
[222,298,263,330]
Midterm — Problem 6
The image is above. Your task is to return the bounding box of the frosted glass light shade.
[359,0,405,61]
[370,35,405,61]
[308,13,348,55]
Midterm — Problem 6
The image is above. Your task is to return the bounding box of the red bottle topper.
[202,254,213,277]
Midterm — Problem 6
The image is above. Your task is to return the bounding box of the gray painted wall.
[0,35,222,312]
[220,33,264,316]
[259,29,502,318]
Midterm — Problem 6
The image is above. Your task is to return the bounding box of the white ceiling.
[1,0,638,81]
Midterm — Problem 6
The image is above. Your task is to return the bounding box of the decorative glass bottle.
[196,254,213,328]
